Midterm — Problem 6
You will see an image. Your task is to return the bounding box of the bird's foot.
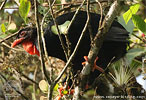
[82,56,104,73]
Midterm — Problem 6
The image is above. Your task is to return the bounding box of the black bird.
[11,11,129,85]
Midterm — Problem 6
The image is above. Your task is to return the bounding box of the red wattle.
[22,41,40,56]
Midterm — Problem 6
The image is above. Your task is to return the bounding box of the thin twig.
[33,65,38,100]
[47,0,68,60]
[55,0,88,85]
[11,68,23,91]
[21,73,38,85]
[8,68,39,85]
[92,87,98,100]
[0,0,7,11]
[46,0,89,99]
[73,0,90,99]
[54,1,107,15]
[0,73,29,100]
[79,0,123,94]
[51,0,56,6]
[40,7,54,81]
[132,33,146,43]
[61,0,88,59]
[1,42,24,51]
[92,57,115,88]
[0,31,24,52]
[2,1,107,11]
[34,0,51,84]
[96,0,103,29]
[0,31,18,43]
[86,0,93,42]
[53,1,107,7]
[47,0,70,99]
[62,0,91,60]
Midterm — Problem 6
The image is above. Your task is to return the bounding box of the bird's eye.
[20,31,26,37]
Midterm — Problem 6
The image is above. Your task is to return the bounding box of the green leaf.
[19,0,31,23]
[132,14,146,34]
[1,24,6,33]
[123,4,140,24]
[60,21,70,34]
[51,25,58,35]
[62,90,68,95]
[118,16,134,33]
[54,83,59,91]
[126,48,146,64]
[51,21,71,35]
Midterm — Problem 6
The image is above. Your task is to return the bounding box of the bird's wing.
[105,26,129,42]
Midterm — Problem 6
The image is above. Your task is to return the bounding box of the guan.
[11,11,129,85]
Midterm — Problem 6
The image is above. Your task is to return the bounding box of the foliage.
[1,23,6,33]
[19,0,31,23]
[123,4,140,24]
[51,21,71,35]
[123,3,146,34]
[109,59,134,87]
[132,14,146,34]
[118,15,134,33]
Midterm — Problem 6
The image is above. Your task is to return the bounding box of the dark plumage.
[11,11,129,84]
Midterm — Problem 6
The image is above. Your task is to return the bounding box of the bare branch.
[21,73,38,85]
[47,0,68,60]
[96,0,103,28]
[46,0,90,99]
[1,42,24,51]
[34,0,51,84]
[73,0,91,99]
[54,0,88,85]
[0,0,7,11]
[0,31,18,44]
[40,5,54,82]
[32,66,38,100]
[78,0,123,97]
[0,73,29,100]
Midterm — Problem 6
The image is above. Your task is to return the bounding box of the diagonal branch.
[0,73,29,100]
[0,0,7,11]
[47,0,89,99]
[47,0,69,60]
[82,0,123,79]
[77,0,124,98]
[0,31,18,43]
[34,0,51,84]
[73,0,91,99]
[54,0,87,84]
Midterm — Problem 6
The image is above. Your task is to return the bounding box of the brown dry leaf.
[39,80,48,93]
[8,23,16,30]
[40,96,48,100]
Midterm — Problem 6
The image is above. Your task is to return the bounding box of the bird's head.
[11,27,40,56]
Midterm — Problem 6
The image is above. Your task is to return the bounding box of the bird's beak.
[11,38,25,48]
